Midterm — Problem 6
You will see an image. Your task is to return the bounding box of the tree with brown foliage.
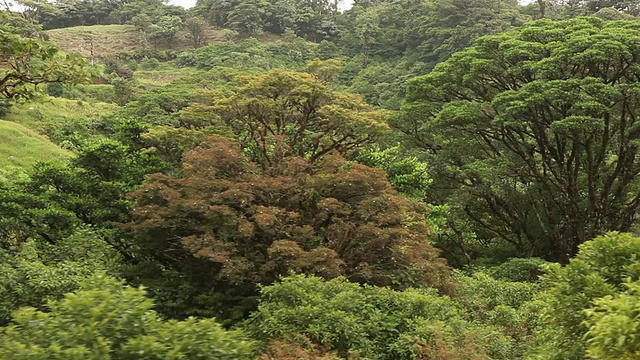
[260,339,338,360]
[122,137,451,320]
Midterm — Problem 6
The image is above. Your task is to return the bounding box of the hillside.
[47,25,139,61]
[3,97,118,130]
[0,120,71,168]
[47,24,229,60]
[0,97,117,169]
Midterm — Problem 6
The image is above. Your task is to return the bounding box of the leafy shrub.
[46,82,65,97]
[453,271,539,358]
[126,59,138,71]
[454,272,539,315]
[0,229,120,326]
[526,232,640,360]
[139,57,160,70]
[0,274,255,359]
[249,274,516,360]
[488,257,550,282]
[584,280,640,359]
[103,57,134,80]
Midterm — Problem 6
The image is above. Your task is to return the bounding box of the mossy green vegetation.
[0,120,70,168]
[4,97,117,131]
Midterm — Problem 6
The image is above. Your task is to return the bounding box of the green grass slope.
[47,24,229,60]
[0,120,71,168]
[3,97,117,130]
[0,97,117,170]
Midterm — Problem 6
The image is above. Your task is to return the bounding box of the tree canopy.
[123,136,452,320]
[213,70,388,166]
[398,17,640,263]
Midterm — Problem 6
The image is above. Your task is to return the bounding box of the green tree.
[149,15,183,47]
[131,13,152,44]
[225,0,269,35]
[397,17,640,263]
[16,133,166,262]
[355,145,431,200]
[526,232,640,360]
[213,70,388,167]
[0,27,91,101]
[0,274,255,359]
[111,77,137,105]
[184,16,208,48]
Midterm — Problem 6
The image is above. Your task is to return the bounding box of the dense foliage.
[123,136,451,320]
[2,0,640,359]
[399,17,640,264]
[0,274,254,359]
[528,232,640,359]
[249,273,534,359]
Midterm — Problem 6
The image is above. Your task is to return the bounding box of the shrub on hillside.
[527,232,640,360]
[0,274,255,359]
[248,274,517,360]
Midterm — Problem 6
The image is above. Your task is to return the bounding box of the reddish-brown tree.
[123,137,451,319]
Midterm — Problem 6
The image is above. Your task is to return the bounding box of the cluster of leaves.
[528,232,640,360]
[355,145,431,200]
[0,274,254,359]
[248,273,534,360]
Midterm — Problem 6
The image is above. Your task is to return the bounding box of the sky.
[168,0,197,8]
[168,0,356,10]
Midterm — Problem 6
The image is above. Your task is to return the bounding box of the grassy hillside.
[0,97,117,170]
[47,25,139,61]
[0,120,71,168]
[136,68,199,88]
[47,24,229,60]
[3,97,117,130]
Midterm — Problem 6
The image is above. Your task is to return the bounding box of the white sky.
[168,0,197,8]
[168,0,355,10]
